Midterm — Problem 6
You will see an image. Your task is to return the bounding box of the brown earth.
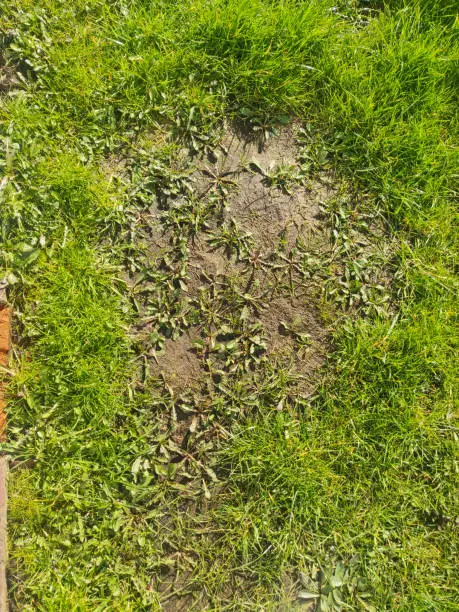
[150,124,336,393]
[157,332,202,394]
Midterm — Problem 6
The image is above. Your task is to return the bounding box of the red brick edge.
[0,305,9,437]
[0,304,9,611]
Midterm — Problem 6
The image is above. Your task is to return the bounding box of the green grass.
[1,0,458,609]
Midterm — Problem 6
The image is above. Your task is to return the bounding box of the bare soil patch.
[132,123,337,393]
[157,332,202,393]
[194,124,333,249]
[216,127,331,249]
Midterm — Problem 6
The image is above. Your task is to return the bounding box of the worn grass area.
[1,0,458,610]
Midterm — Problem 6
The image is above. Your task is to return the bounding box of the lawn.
[0,0,457,609]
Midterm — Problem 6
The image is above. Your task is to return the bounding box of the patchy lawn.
[1,0,457,609]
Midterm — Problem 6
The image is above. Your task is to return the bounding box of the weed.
[207,219,254,261]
